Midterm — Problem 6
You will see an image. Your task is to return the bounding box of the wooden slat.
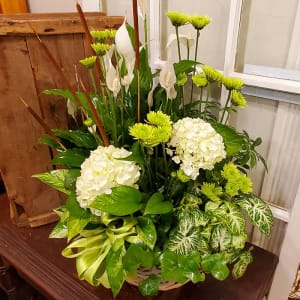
[0,13,124,36]
[0,36,64,221]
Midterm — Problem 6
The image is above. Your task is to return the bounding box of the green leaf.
[201,253,230,281]
[144,192,173,215]
[49,219,68,239]
[173,60,196,75]
[138,274,160,296]
[39,134,62,150]
[236,195,273,235]
[160,251,201,283]
[232,250,253,279]
[211,123,244,156]
[51,148,89,167]
[123,244,154,273]
[210,225,232,252]
[33,169,69,194]
[214,202,245,235]
[43,88,72,99]
[137,216,157,250]
[89,186,143,216]
[52,129,97,149]
[67,216,91,241]
[64,192,91,240]
[64,169,81,190]
[106,239,125,297]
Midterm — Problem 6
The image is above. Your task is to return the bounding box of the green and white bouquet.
[32,4,273,297]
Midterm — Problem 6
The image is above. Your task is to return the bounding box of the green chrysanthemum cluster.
[192,73,208,87]
[90,29,116,42]
[91,43,110,56]
[130,111,172,147]
[190,15,212,30]
[166,11,190,26]
[202,65,223,82]
[201,182,223,202]
[231,90,247,108]
[222,163,253,196]
[80,56,97,68]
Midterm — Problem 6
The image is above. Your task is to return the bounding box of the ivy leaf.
[160,251,201,283]
[136,216,157,250]
[52,129,97,149]
[89,186,143,216]
[138,274,160,296]
[51,148,89,167]
[144,192,173,215]
[201,253,230,281]
[123,244,154,273]
[106,239,125,297]
[211,123,244,156]
[236,195,273,235]
[33,169,69,194]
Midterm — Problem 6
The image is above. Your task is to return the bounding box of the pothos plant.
[31,4,273,297]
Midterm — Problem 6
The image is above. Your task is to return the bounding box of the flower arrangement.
[30,3,273,297]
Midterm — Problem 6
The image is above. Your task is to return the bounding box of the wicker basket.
[126,267,188,291]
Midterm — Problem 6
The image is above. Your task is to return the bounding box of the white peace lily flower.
[167,117,226,180]
[166,33,195,50]
[106,63,121,98]
[76,145,140,212]
[159,61,177,100]
[115,18,136,89]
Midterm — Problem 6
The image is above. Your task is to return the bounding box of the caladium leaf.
[232,249,253,279]
[214,202,245,235]
[236,195,273,235]
[210,224,232,252]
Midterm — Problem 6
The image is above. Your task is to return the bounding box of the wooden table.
[0,193,278,300]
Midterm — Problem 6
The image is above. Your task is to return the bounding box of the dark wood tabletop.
[0,193,278,300]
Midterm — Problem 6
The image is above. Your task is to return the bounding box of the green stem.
[220,90,232,123]
[141,144,153,189]
[88,69,97,93]
[162,143,168,176]
[175,26,181,61]
[204,81,211,120]
[109,95,118,145]
[190,29,200,103]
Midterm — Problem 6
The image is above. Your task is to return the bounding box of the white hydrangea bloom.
[76,145,140,209]
[167,117,226,180]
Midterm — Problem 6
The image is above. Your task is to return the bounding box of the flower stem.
[204,81,211,120]
[220,90,232,123]
[89,69,97,93]
[190,29,200,103]
[175,26,181,61]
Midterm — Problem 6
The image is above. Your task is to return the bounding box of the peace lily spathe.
[115,18,135,90]
[159,61,177,100]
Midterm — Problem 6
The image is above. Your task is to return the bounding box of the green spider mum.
[190,15,211,30]
[201,182,223,202]
[91,43,110,56]
[202,65,223,82]
[192,73,208,87]
[222,77,244,90]
[166,11,190,27]
[79,56,97,69]
[231,90,247,108]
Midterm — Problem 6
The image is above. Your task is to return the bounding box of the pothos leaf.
[137,216,157,250]
[201,253,230,281]
[144,192,173,215]
[51,148,89,167]
[89,186,143,216]
[211,122,244,156]
[236,195,273,235]
[33,169,69,194]
[106,239,125,297]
